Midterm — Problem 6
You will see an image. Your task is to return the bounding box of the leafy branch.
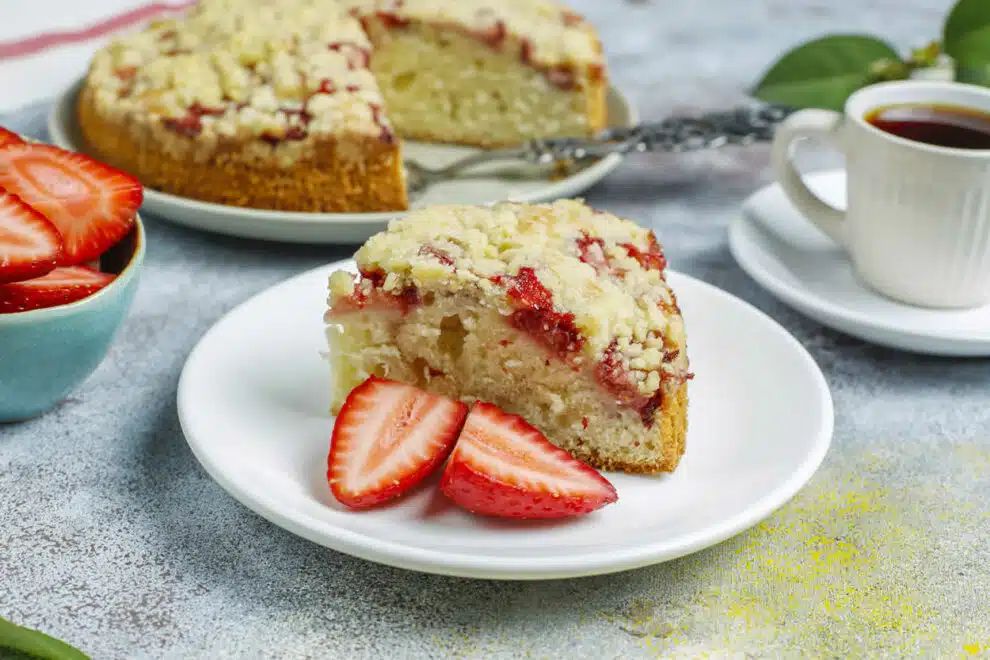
[751,0,990,110]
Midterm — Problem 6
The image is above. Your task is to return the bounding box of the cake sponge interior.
[327,295,687,473]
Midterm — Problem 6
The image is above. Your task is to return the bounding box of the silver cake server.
[403,103,794,196]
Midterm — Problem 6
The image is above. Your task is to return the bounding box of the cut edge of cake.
[358,2,608,148]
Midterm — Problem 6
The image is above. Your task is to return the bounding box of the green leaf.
[956,62,990,86]
[0,617,89,660]
[751,35,903,111]
[943,0,990,63]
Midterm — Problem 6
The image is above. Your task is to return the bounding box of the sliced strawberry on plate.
[0,265,115,314]
[328,376,469,509]
[0,143,142,265]
[0,190,63,284]
[440,401,618,519]
[0,126,24,147]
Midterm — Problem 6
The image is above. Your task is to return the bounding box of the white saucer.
[177,259,833,580]
[730,170,990,357]
[48,80,636,244]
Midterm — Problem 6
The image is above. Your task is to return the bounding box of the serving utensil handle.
[517,104,795,164]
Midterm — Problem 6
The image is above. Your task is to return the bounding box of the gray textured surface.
[3,1,990,658]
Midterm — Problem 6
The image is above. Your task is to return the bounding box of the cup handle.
[770,109,847,247]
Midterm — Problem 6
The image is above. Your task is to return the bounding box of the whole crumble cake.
[324,199,690,474]
[77,0,607,212]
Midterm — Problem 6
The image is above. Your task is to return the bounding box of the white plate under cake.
[177,257,832,578]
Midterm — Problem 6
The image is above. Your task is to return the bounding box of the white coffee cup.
[771,80,990,309]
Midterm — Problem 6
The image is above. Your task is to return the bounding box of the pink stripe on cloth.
[0,1,198,61]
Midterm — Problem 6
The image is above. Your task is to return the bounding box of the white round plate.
[730,169,990,357]
[49,80,637,244]
[177,259,833,580]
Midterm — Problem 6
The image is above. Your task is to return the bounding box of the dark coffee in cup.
[865,103,990,150]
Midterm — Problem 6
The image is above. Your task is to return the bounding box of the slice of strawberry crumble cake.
[324,199,690,473]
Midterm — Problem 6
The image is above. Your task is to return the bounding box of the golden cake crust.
[78,86,406,212]
[569,383,688,473]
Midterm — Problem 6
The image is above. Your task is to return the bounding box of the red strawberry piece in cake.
[326,267,421,316]
[620,233,666,272]
[500,267,585,360]
[328,41,370,70]
[576,232,608,273]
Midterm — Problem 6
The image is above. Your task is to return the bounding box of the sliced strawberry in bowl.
[440,402,618,519]
[0,266,116,314]
[0,190,63,284]
[0,126,24,147]
[328,376,469,509]
[0,144,142,266]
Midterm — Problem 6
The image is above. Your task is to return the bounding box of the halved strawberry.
[0,265,115,314]
[0,190,63,284]
[0,144,142,265]
[440,402,618,519]
[0,127,24,147]
[328,376,469,509]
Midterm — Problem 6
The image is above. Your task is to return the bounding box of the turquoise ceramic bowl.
[0,216,145,422]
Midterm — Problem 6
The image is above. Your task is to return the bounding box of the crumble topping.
[327,200,690,405]
[85,0,602,149]
[350,0,603,71]
[87,0,390,145]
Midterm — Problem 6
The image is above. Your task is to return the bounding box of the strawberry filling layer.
[372,11,411,29]
[162,102,225,138]
[328,41,371,70]
[576,233,608,273]
[494,267,584,360]
[492,266,679,427]
[329,267,420,316]
[577,231,667,277]
[621,233,666,272]
[418,244,455,266]
[334,257,680,427]
[596,339,663,427]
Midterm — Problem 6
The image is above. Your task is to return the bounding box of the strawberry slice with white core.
[0,266,115,314]
[0,144,142,265]
[0,190,63,284]
[440,402,618,519]
[0,127,24,147]
[328,376,468,509]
